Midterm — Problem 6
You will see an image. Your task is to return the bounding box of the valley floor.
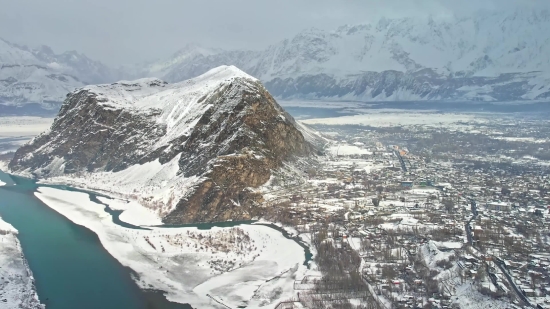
[0,116,54,154]
[0,116,53,138]
[0,216,44,309]
[34,186,310,309]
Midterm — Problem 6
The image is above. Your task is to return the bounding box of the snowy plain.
[302,109,493,128]
[0,216,44,309]
[34,186,309,309]
[0,117,53,138]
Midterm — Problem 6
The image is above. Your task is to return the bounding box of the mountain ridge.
[140,9,550,102]
[0,38,121,106]
[4,8,550,106]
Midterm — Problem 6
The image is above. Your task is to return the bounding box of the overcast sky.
[0,0,545,66]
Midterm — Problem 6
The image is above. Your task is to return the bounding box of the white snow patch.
[0,216,44,309]
[0,117,54,138]
[328,144,371,156]
[302,110,492,128]
[0,216,17,234]
[97,197,162,226]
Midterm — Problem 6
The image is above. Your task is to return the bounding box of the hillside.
[9,65,318,223]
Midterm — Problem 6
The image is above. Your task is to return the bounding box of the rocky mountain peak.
[9,65,318,223]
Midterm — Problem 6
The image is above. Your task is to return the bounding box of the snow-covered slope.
[141,9,550,102]
[9,66,318,223]
[0,38,119,106]
[0,216,44,309]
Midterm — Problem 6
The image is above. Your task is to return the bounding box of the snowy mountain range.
[141,9,550,102]
[0,38,120,107]
[3,8,550,107]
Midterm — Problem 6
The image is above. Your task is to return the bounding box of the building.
[401,181,414,188]
[486,202,512,212]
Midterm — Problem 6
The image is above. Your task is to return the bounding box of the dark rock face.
[11,90,167,174]
[166,84,313,223]
[9,68,316,223]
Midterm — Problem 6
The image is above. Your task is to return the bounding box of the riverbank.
[0,216,44,309]
[33,186,309,308]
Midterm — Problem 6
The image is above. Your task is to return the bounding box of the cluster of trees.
[262,201,303,226]
[163,227,254,254]
[290,227,381,309]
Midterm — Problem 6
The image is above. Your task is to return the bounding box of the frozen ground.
[278,100,363,109]
[0,117,53,138]
[327,144,372,156]
[452,280,510,309]
[0,117,54,155]
[34,187,309,309]
[302,109,496,128]
[0,216,44,309]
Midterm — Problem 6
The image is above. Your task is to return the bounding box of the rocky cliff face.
[9,66,318,223]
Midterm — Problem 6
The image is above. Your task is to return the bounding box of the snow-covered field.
[34,187,308,309]
[492,136,549,143]
[0,117,53,138]
[278,100,363,109]
[302,110,495,128]
[0,216,44,309]
[327,144,372,156]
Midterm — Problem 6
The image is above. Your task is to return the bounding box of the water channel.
[0,171,191,309]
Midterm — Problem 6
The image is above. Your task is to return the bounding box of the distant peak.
[296,27,327,37]
[195,65,257,82]
[112,77,167,87]
[37,45,55,55]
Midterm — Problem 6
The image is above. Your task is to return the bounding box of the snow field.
[0,216,44,309]
[302,111,491,128]
[34,186,308,309]
[0,117,54,137]
[327,144,372,156]
[419,241,456,269]
[0,215,17,234]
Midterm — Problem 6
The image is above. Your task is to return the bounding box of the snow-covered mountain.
[0,38,120,107]
[5,8,550,106]
[9,66,318,223]
[141,9,550,102]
